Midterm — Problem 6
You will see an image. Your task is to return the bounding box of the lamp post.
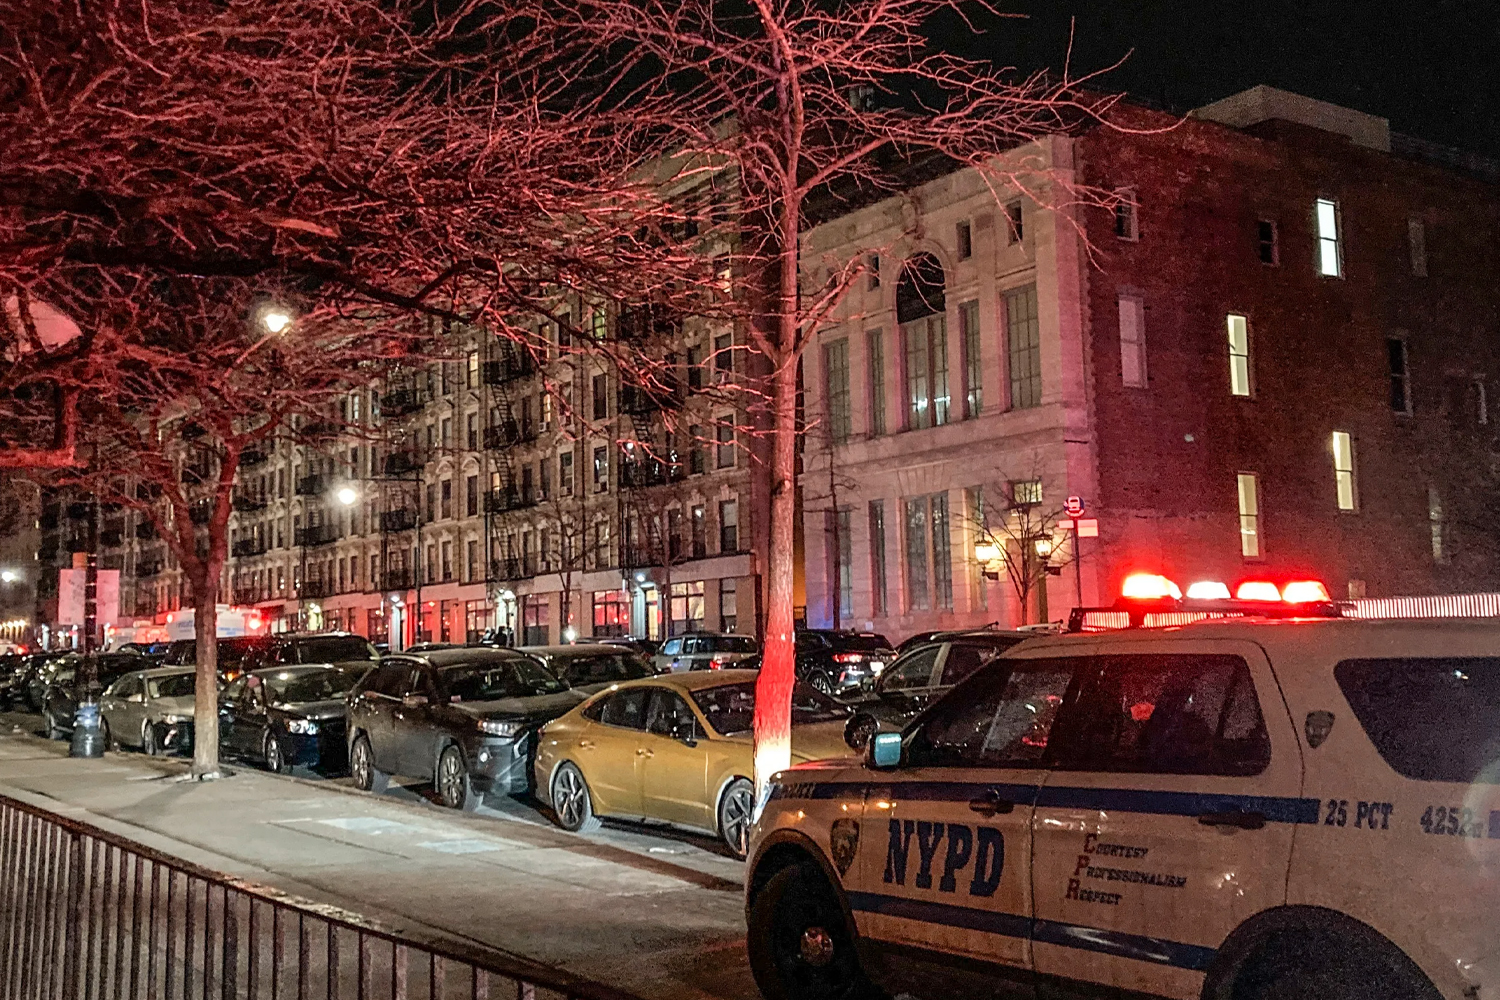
[70,495,104,757]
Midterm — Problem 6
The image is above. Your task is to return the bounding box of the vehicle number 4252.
[1420,805,1484,838]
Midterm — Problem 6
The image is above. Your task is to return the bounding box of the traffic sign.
[1064,495,1085,517]
[1057,518,1099,537]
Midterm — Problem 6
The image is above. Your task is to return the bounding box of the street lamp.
[974,539,1002,581]
[260,307,294,334]
[0,570,18,584]
[334,486,358,507]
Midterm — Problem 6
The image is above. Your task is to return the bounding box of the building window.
[714,332,733,376]
[426,543,437,584]
[903,314,948,430]
[688,424,705,474]
[687,344,705,390]
[440,478,452,520]
[466,539,479,583]
[719,579,737,632]
[1332,431,1358,510]
[931,493,952,611]
[1237,473,1260,559]
[669,581,706,635]
[1408,216,1427,277]
[716,421,735,468]
[719,499,738,552]
[521,595,548,645]
[1315,198,1342,277]
[956,220,973,260]
[1428,485,1447,564]
[836,507,853,622]
[425,483,436,523]
[867,253,880,290]
[1011,479,1043,506]
[593,446,609,492]
[440,540,453,582]
[559,452,574,495]
[691,504,707,558]
[959,300,982,417]
[520,465,534,504]
[1003,283,1041,409]
[867,329,886,435]
[868,500,887,618]
[966,486,987,612]
[1475,378,1489,426]
[1387,337,1411,414]
[591,591,628,638]
[1113,189,1138,241]
[465,475,478,517]
[1257,220,1279,265]
[466,413,478,451]
[592,374,608,420]
[539,459,550,500]
[903,497,929,611]
[590,304,608,340]
[1228,314,1252,397]
[466,351,480,389]
[1004,200,1023,243]
[824,338,851,443]
[1118,294,1146,388]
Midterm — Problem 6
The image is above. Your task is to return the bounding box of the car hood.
[720,720,857,765]
[272,699,347,722]
[451,689,585,722]
[152,695,196,716]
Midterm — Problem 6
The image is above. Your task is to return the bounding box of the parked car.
[652,633,759,673]
[161,635,273,681]
[520,644,656,694]
[346,647,584,810]
[114,641,171,660]
[597,636,661,658]
[0,654,26,708]
[840,631,1034,750]
[535,669,853,856]
[219,665,362,773]
[790,630,896,696]
[100,667,197,754]
[41,654,149,740]
[23,652,75,712]
[893,622,1040,655]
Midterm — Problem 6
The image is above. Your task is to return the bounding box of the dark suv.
[346,647,584,810]
[840,630,1033,749]
[162,635,273,680]
[164,632,380,679]
[793,630,895,696]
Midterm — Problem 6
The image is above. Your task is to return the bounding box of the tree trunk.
[191,586,220,778]
[753,354,799,795]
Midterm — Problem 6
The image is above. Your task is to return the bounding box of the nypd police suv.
[745,579,1499,1000]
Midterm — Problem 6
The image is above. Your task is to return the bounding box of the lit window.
[867,329,886,435]
[1113,189,1138,241]
[1011,479,1043,506]
[1408,217,1427,277]
[1237,473,1260,558]
[1332,431,1357,511]
[1228,314,1252,397]
[1387,337,1411,414]
[823,339,851,443]
[1315,198,1342,277]
[959,301,982,417]
[1004,284,1041,409]
[1118,294,1146,388]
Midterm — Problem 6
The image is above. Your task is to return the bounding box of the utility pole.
[70,494,104,757]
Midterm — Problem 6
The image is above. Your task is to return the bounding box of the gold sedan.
[534,669,853,855]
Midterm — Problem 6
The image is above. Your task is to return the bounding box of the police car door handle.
[968,789,1015,817]
[1197,810,1266,830]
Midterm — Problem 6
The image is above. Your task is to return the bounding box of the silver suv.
[652,633,759,673]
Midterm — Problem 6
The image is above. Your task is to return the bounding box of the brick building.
[800,85,1500,636]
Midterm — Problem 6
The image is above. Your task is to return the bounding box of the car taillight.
[832,652,864,664]
[710,655,727,669]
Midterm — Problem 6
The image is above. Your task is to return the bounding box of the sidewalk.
[0,725,757,1000]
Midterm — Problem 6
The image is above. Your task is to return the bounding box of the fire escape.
[483,339,540,585]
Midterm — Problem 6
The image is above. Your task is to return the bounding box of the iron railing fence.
[0,793,642,1000]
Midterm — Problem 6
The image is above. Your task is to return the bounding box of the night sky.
[951,1,1500,158]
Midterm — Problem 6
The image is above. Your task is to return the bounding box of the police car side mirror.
[867,731,902,770]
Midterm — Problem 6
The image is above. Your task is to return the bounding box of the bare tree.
[962,479,1079,626]
[525,0,1120,788]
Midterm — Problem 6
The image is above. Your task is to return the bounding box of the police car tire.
[747,863,868,1000]
[1211,915,1441,1000]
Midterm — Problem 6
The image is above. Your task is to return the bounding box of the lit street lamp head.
[0,570,18,584]
[335,487,358,507]
[260,308,293,334]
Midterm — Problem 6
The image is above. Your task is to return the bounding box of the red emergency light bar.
[1067,574,1343,632]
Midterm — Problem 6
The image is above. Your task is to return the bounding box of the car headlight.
[478,719,524,739]
[284,718,319,735]
[160,714,191,726]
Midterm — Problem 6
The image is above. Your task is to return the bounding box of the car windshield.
[439,659,567,701]
[691,681,847,736]
[217,638,267,667]
[829,633,893,652]
[148,674,196,699]
[299,637,379,663]
[262,667,361,705]
[710,636,758,653]
[550,653,652,686]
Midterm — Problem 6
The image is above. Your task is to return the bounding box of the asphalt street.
[0,711,757,1000]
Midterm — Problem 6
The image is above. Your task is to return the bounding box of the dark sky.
[950,1,1500,158]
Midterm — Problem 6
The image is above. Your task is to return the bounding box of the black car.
[518,643,657,693]
[218,665,362,773]
[793,630,896,696]
[41,654,149,740]
[841,631,1034,750]
[893,623,1022,656]
[597,636,661,658]
[162,635,274,680]
[22,652,74,712]
[346,647,584,811]
[0,654,27,708]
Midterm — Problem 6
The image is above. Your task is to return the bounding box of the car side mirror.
[671,722,697,747]
[130,693,147,704]
[403,693,428,708]
[867,731,902,770]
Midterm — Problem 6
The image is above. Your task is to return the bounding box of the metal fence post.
[64,830,84,1000]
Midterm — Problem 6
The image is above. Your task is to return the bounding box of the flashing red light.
[246,612,263,629]
[1281,580,1332,604]
[1121,573,1182,600]
[165,613,174,624]
[1185,581,1232,600]
[1235,581,1283,602]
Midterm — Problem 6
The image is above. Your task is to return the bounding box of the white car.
[745,585,1499,1000]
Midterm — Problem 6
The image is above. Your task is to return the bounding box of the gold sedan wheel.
[551,762,602,833]
[718,778,755,858]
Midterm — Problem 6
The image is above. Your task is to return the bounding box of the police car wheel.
[1229,931,1439,1000]
[551,763,602,833]
[748,863,866,1000]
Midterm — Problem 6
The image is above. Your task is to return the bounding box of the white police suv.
[745,578,1500,1000]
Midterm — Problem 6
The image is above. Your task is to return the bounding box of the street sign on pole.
[1064,496,1085,518]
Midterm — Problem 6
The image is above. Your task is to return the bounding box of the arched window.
[895,254,950,429]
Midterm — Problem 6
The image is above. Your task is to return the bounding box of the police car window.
[1335,657,1500,784]
[599,688,651,730]
[881,646,941,693]
[647,690,699,739]
[938,644,993,687]
[1050,654,1271,777]
[907,659,1076,768]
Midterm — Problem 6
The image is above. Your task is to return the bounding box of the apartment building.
[800,85,1500,636]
